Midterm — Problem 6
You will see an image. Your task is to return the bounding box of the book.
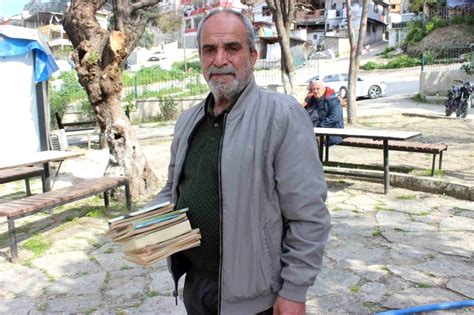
[123,229,201,267]
[106,203,201,267]
[122,217,193,252]
[108,208,189,242]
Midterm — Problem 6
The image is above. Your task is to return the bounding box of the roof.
[0,25,58,82]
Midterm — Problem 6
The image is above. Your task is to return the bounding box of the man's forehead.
[201,13,247,42]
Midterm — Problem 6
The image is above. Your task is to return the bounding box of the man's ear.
[251,49,258,65]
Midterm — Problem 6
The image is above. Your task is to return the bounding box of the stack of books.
[106,202,201,266]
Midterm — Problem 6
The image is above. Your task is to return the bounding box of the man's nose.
[214,48,229,67]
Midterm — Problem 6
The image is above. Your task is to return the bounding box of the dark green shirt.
[175,97,231,275]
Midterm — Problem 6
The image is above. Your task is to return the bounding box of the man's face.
[313,82,325,98]
[200,13,258,101]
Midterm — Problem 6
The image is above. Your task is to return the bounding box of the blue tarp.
[0,26,58,83]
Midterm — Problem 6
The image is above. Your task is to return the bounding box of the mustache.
[207,65,237,77]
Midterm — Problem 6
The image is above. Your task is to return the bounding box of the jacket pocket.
[263,223,281,293]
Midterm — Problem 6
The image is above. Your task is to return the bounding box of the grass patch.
[88,255,99,264]
[147,290,160,297]
[412,94,427,103]
[85,308,97,315]
[86,209,103,218]
[352,209,362,214]
[372,227,383,237]
[120,265,130,270]
[332,207,343,212]
[381,265,390,273]
[37,302,48,312]
[414,211,429,216]
[394,227,407,232]
[92,242,103,249]
[104,247,114,254]
[359,121,378,127]
[349,285,360,293]
[425,271,436,277]
[417,283,432,288]
[23,234,51,257]
[100,271,111,294]
[397,194,417,201]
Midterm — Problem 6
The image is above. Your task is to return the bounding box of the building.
[325,0,389,45]
[182,0,247,48]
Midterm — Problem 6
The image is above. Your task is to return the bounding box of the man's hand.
[273,296,305,315]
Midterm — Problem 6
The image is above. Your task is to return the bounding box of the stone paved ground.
[0,113,473,314]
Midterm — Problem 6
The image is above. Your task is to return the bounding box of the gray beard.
[206,61,254,104]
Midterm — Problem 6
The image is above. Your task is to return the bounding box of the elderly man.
[153,9,330,315]
[304,80,344,145]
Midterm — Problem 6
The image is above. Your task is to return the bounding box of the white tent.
[0,25,58,158]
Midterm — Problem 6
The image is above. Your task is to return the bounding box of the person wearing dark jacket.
[304,80,344,145]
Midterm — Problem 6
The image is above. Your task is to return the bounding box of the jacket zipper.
[172,108,207,305]
[217,112,227,315]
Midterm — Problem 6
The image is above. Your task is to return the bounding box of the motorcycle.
[445,80,472,118]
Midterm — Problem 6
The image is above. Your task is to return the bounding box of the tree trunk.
[345,0,370,124]
[64,0,160,199]
[266,0,296,96]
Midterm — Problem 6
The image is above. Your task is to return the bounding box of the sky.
[0,0,30,19]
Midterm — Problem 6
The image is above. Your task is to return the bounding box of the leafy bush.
[123,65,200,87]
[361,55,421,70]
[159,97,178,121]
[404,19,426,47]
[172,60,201,73]
[49,71,87,128]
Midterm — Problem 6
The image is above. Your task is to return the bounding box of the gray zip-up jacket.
[153,78,330,314]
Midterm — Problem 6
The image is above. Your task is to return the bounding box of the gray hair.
[196,8,256,54]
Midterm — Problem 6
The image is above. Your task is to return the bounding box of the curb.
[324,167,473,201]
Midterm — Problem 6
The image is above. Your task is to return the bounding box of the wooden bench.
[337,137,448,176]
[0,167,46,196]
[0,176,131,263]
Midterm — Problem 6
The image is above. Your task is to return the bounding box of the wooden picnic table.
[0,151,85,191]
[314,127,422,194]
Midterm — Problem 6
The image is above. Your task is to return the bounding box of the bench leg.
[439,151,444,170]
[383,140,389,194]
[104,191,110,208]
[431,154,436,176]
[41,173,46,193]
[7,218,19,263]
[318,136,324,161]
[325,136,330,163]
[125,183,132,211]
[25,178,32,196]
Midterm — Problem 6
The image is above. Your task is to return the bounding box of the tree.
[265,0,296,95]
[139,28,155,49]
[345,0,369,124]
[63,0,161,199]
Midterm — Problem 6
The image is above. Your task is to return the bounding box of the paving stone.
[307,267,361,297]
[364,265,390,281]
[331,214,377,237]
[31,251,102,278]
[382,287,463,309]
[306,294,369,314]
[384,276,411,294]
[47,237,93,254]
[150,267,183,296]
[383,231,473,258]
[45,295,102,313]
[95,252,140,271]
[0,297,37,314]
[416,256,474,278]
[377,210,436,232]
[326,240,388,267]
[104,273,147,299]
[447,278,474,299]
[440,216,474,231]
[387,265,445,286]
[127,295,187,314]
[359,282,387,303]
[387,243,434,265]
[47,272,106,296]
[0,265,48,296]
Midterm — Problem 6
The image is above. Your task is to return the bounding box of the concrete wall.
[420,69,474,97]
[324,36,351,57]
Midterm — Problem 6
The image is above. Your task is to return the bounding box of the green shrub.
[159,97,178,121]
[49,71,87,128]
[172,60,201,73]
[185,82,209,95]
[386,55,421,68]
[360,61,379,70]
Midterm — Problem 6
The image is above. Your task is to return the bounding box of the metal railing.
[422,45,473,72]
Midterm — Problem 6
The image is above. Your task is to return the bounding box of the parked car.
[305,73,386,99]
[147,50,167,62]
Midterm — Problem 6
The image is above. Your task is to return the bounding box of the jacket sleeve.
[319,97,343,128]
[274,101,331,302]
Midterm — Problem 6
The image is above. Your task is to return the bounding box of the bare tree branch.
[130,0,161,13]
[113,0,129,32]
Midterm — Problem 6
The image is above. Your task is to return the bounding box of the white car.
[306,73,386,99]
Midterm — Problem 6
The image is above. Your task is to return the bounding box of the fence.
[123,60,321,104]
[422,45,473,72]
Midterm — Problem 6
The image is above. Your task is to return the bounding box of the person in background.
[304,79,344,145]
[152,8,330,315]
